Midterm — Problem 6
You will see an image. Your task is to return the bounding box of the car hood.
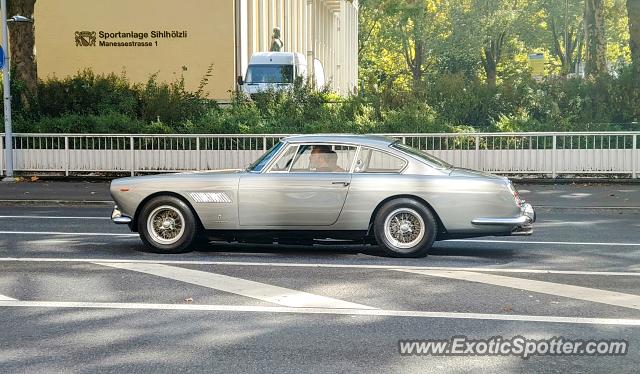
[448,167,507,180]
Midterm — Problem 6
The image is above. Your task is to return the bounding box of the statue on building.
[270,27,284,52]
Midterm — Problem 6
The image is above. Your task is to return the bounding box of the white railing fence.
[1,132,638,178]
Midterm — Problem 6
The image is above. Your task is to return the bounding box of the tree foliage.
[360,0,632,84]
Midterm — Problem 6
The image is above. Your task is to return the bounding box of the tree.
[474,0,521,88]
[583,0,607,76]
[358,0,445,92]
[7,0,37,96]
[628,0,640,72]
[545,0,584,76]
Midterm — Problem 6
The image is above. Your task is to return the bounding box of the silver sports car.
[110,134,535,257]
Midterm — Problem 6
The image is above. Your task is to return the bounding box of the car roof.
[282,134,398,148]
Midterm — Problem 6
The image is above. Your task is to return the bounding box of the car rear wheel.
[373,198,437,258]
[138,196,198,254]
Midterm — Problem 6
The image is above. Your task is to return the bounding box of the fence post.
[262,136,267,151]
[64,136,69,176]
[130,136,135,177]
[475,135,480,170]
[0,133,4,176]
[551,135,557,178]
[196,136,201,171]
[633,134,637,179]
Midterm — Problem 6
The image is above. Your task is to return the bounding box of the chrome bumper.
[471,202,536,236]
[111,205,132,224]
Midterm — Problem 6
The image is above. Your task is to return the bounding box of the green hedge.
[7,66,640,134]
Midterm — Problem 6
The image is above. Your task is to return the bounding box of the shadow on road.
[185,241,520,261]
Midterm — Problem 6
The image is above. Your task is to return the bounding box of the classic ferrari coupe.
[110,134,535,257]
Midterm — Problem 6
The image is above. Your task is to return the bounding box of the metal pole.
[64,136,70,176]
[1,0,13,180]
[633,134,637,179]
[552,135,557,178]
[475,135,480,170]
[129,136,135,177]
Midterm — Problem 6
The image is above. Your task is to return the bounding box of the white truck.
[237,52,325,96]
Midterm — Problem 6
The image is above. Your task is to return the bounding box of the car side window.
[268,145,298,172]
[290,144,357,173]
[354,147,407,173]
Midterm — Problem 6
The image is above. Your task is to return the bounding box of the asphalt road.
[0,184,639,373]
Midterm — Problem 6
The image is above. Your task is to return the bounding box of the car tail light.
[507,182,522,206]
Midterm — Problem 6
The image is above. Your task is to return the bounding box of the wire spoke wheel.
[383,208,425,251]
[146,205,186,245]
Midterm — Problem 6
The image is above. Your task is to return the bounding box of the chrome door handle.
[331,181,350,186]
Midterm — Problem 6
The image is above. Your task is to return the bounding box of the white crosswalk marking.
[396,269,640,311]
[0,294,16,301]
[2,257,640,276]
[0,300,639,326]
[94,262,376,310]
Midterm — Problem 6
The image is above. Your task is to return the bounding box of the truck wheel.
[138,196,198,254]
[373,198,437,258]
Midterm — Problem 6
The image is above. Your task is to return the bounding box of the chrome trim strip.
[113,217,132,224]
[472,203,536,226]
[471,216,529,226]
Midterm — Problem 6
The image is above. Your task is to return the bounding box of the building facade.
[33,0,358,101]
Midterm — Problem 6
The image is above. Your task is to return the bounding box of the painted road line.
[447,239,640,247]
[0,231,138,237]
[0,216,109,220]
[0,300,638,326]
[1,257,640,277]
[94,262,375,310]
[0,294,16,301]
[396,269,640,311]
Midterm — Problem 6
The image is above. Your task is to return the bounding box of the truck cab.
[237,52,324,95]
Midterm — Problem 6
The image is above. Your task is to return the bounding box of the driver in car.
[309,145,344,172]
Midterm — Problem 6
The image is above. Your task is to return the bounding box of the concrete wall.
[29,1,358,101]
[35,0,236,101]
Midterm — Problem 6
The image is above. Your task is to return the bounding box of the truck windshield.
[246,64,294,84]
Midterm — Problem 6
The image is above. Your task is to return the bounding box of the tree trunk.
[7,0,37,96]
[584,0,607,77]
[412,39,423,84]
[628,0,640,73]
[481,32,505,88]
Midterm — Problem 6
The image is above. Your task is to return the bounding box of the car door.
[238,143,357,227]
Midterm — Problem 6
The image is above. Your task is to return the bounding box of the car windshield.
[246,64,294,84]
[391,142,452,170]
[247,141,284,172]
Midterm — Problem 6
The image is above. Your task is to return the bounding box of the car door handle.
[331,181,350,186]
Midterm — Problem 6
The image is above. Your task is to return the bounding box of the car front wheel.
[373,198,437,258]
[138,196,198,254]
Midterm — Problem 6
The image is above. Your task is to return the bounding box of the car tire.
[373,198,437,258]
[138,195,198,254]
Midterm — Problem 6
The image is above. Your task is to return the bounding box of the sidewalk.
[0,180,639,207]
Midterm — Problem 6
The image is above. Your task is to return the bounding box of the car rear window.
[354,147,406,173]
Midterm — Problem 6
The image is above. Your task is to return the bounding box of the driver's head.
[310,145,333,169]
